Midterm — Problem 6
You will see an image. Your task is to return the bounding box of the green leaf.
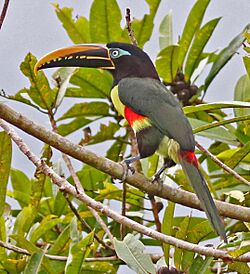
[30,215,63,243]
[54,4,90,43]
[224,140,250,169]
[67,68,112,98]
[131,0,160,48]
[58,102,110,120]
[89,0,122,42]
[205,24,250,91]
[57,117,93,136]
[53,190,67,216]
[228,262,250,274]
[106,140,127,162]
[81,262,117,274]
[48,225,70,255]
[0,132,11,216]
[159,10,173,50]
[65,231,94,273]
[193,114,250,134]
[162,202,175,265]
[178,0,210,67]
[189,255,213,274]
[174,216,191,269]
[185,17,221,80]
[11,169,31,208]
[0,217,7,263]
[114,234,156,274]
[184,101,250,115]
[156,45,180,82]
[74,164,106,192]
[20,53,57,110]
[89,122,120,144]
[189,118,237,144]
[243,56,250,78]
[234,75,250,118]
[24,252,45,274]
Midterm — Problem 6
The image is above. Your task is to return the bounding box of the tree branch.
[1,118,250,262]
[0,103,250,223]
[0,0,10,30]
[196,141,250,186]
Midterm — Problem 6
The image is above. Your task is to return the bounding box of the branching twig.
[196,141,250,186]
[0,0,10,30]
[2,118,250,262]
[125,8,138,46]
[0,103,250,223]
[48,110,114,245]
[64,194,113,251]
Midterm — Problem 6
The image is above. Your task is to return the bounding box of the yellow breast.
[110,85,125,117]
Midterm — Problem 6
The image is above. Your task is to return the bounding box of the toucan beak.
[34,44,115,74]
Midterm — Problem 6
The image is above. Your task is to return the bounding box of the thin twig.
[125,8,138,46]
[48,110,114,245]
[120,181,127,240]
[149,195,162,232]
[0,0,10,30]
[196,141,250,186]
[1,103,250,222]
[64,194,113,250]
[2,119,250,262]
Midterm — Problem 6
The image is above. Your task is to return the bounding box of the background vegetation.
[0,0,250,273]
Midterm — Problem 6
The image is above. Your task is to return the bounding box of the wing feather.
[118,78,195,151]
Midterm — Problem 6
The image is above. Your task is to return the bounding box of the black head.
[35,42,159,84]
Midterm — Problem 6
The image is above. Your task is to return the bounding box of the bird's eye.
[110,49,120,58]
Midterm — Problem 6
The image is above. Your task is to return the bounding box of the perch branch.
[2,118,250,262]
[0,103,250,222]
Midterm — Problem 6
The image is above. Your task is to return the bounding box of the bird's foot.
[120,159,136,182]
[151,173,163,184]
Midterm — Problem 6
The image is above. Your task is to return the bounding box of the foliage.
[0,0,250,273]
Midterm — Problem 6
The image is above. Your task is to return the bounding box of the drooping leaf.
[65,227,94,273]
[0,132,12,216]
[162,201,175,265]
[243,56,250,78]
[20,53,57,110]
[106,139,128,162]
[54,4,90,43]
[67,68,112,98]
[159,10,173,50]
[89,0,122,42]
[189,117,237,144]
[184,101,250,115]
[24,252,45,274]
[185,17,221,80]
[178,0,210,67]
[57,117,93,136]
[29,215,63,243]
[156,45,180,82]
[189,255,213,274]
[114,234,156,274]
[204,24,250,91]
[11,169,31,208]
[73,164,107,192]
[174,216,191,269]
[58,102,110,120]
[234,75,250,118]
[228,262,250,274]
[89,122,120,144]
[224,140,250,169]
[48,225,70,255]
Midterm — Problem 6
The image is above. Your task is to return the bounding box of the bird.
[34,42,226,241]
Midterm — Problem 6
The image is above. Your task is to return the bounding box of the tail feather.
[179,152,227,242]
